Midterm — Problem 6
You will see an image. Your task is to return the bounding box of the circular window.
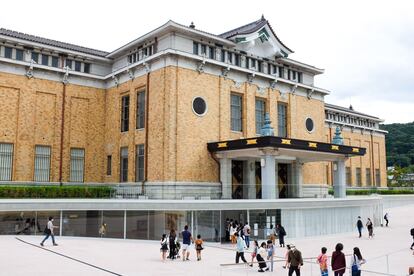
[192,97,207,116]
[305,117,314,132]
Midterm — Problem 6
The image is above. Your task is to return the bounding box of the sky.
[1,0,413,124]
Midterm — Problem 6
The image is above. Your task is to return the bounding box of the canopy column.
[333,159,347,198]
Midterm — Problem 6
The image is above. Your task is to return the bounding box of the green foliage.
[328,188,414,195]
[381,122,414,168]
[0,185,114,198]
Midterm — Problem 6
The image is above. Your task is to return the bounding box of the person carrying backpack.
[410,227,414,250]
[276,224,287,247]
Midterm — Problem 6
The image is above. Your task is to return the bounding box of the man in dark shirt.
[356,216,363,238]
[287,245,303,276]
[181,225,193,261]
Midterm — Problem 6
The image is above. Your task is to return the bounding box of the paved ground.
[1,204,413,276]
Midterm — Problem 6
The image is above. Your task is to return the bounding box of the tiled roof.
[219,16,293,53]
[325,103,380,120]
[0,28,109,58]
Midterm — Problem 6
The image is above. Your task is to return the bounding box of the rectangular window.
[51,56,59,67]
[356,168,362,187]
[346,167,352,186]
[75,61,81,72]
[292,71,297,80]
[227,52,233,63]
[84,63,90,73]
[136,90,145,129]
[278,66,284,78]
[298,72,303,83]
[221,49,226,62]
[70,148,85,182]
[15,49,23,61]
[251,59,256,68]
[148,45,153,56]
[34,145,51,182]
[0,143,13,181]
[231,94,242,132]
[120,147,128,182]
[201,44,206,56]
[106,155,112,176]
[255,99,266,134]
[121,95,130,132]
[365,168,371,186]
[4,47,12,59]
[277,103,287,137]
[135,144,145,182]
[257,61,263,72]
[375,169,381,186]
[193,42,199,55]
[288,69,291,80]
[31,52,39,63]
[143,48,148,57]
[235,54,240,66]
[41,54,49,66]
[208,46,215,59]
[128,55,133,64]
[65,59,72,69]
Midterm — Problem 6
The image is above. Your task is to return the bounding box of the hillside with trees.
[381,122,414,169]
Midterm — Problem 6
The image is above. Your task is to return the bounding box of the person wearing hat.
[287,244,303,275]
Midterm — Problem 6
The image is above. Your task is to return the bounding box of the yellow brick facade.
[0,66,387,188]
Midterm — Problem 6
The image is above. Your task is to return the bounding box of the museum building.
[0,17,387,200]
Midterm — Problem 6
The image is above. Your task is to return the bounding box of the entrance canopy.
[207,135,365,160]
[207,136,366,200]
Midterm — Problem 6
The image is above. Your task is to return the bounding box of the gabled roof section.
[219,15,293,54]
[0,28,109,57]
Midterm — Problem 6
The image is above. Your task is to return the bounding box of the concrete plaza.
[1,204,413,276]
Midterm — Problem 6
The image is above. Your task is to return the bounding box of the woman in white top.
[349,247,366,276]
[230,223,237,245]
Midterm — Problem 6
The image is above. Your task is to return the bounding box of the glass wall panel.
[35,211,60,236]
[126,211,148,239]
[194,211,220,242]
[148,211,191,240]
[0,211,36,235]
[62,211,100,237]
[102,211,124,238]
[221,210,247,242]
[249,209,281,240]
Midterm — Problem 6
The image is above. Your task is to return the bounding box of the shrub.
[0,185,114,198]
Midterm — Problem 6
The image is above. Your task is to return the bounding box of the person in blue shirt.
[235,232,247,264]
[181,225,193,261]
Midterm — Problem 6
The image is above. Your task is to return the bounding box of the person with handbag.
[40,216,58,246]
[349,247,366,276]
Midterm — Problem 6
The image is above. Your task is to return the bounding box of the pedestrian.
[257,242,269,272]
[366,218,374,238]
[266,239,275,271]
[331,243,346,276]
[410,227,414,250]
[168,229,177,259]
[276,224,287,247]
[269,224,276,244]
[243,222,251,248]
[230,222,237,245]
[350,247,366,276]
[160,234,168,261]
[195,234,204,261]
[40,216,58,246]
[99,222,107,237]
[249,240,259,267]
[287,244,303,276]
[234,232,247,264]
[181,225,193,261]
[283,244,291,269]
[356,216,363,238]
[383,213,389,227]
[225,218,230,242]
[316,247,328,276]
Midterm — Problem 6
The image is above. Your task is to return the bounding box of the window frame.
[120,147,128,183]
[33,145,51,182]
[230,93,243,132]
[277,102,288,137]
[121,95,130,132]
[136,90,145,129]
[15,49,24,61]
[69,148,85,183]
[4,47,12,59]
[0,143,13,181]
[255,98,266,134]
[135,144,145,182]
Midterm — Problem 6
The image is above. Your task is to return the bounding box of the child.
[160,234,168,261]
[266,239,275,272]
[316,247,328,276]
[249,240,259,267]
[195,234,204,261]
